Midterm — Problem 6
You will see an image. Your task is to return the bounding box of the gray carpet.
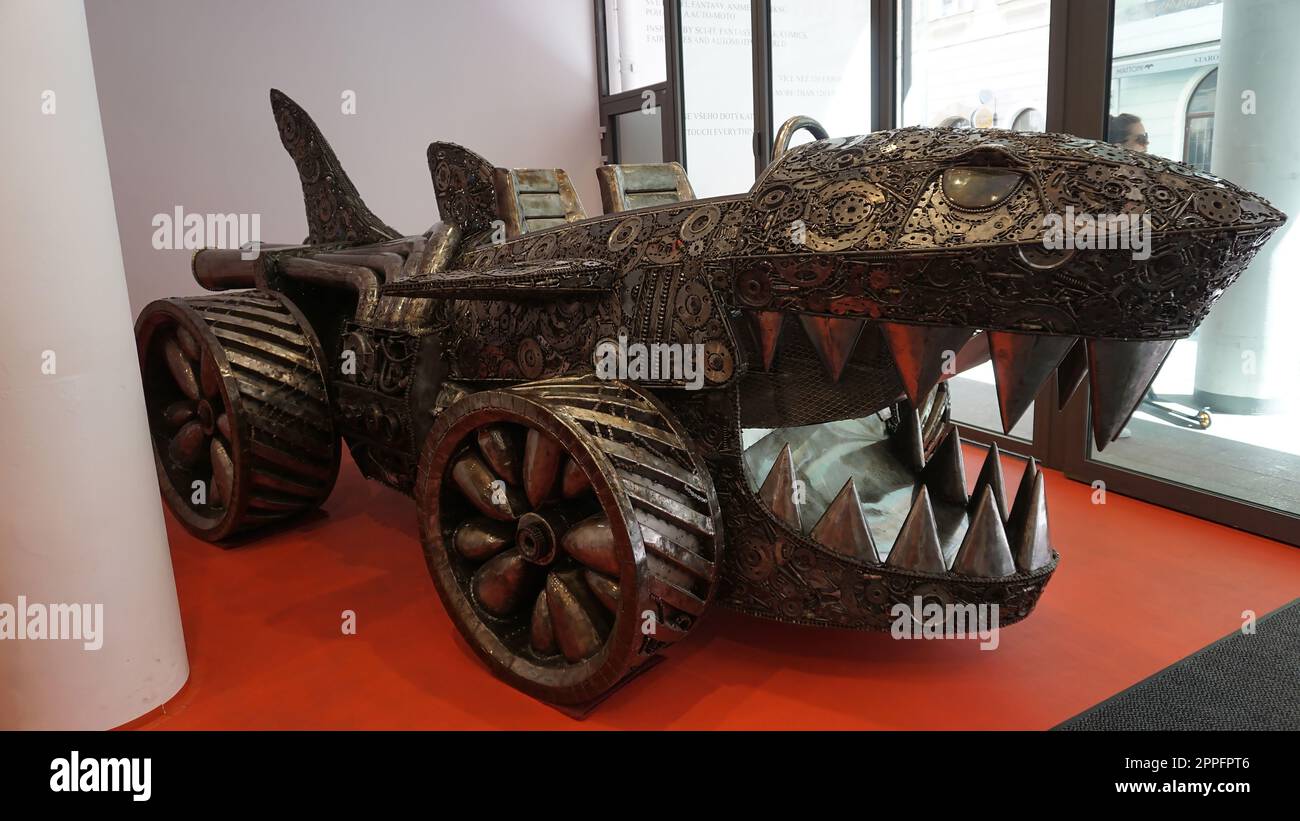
[1057,598,1300,730]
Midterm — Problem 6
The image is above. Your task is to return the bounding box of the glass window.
[605,0,667,95]
[1094,0,1300,516]
[614,107,665,164]
[681,0,754,197]
[897,0,1051,442]
[771,0,873,149]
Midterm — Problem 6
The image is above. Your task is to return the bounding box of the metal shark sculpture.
[135,89,1285,709]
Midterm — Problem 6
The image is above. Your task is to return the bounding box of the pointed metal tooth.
[560,459,590,498]
[746,310,785,371]
[168,420,207,468]
[453,518,514,561]
[523,428,563,507]
[175,325,202,361]
[879,322,975,407]
[162,399,196,430]
[810,479,879,562]
[1056,338,1089,410]
[477,424,523,486]
[894,405,926,473]
[472,548,544,617]
[970,442,1009,522]
[546,569,610,662]
[216,412,232,442]
[921,428,968,505]
[163,337,200,400]
[561,514,620,576]
[210,438,234,507]
[200,354,221,399]
[886,486,946,573]
[951,485,1017,577]
[1007,458,1040,534]
[798,315,865,383]
[988,331,1076,434]
[452,450,527,521]
[1009,466,1052,572]
[758,443,802,530]
[584,569,620,612]
[1087,339,1175,451]
[530,589,557,655]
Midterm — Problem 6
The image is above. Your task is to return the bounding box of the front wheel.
[416,376,722,707]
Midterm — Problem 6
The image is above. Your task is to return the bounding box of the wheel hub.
[516,511,558,566]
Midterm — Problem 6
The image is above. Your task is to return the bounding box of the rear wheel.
[135,290,340,541]
[416,377,722,706]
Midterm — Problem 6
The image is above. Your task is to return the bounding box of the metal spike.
[1007,458,1040,535]
[886,486,946,573]
[798,315,865,383]
[879,322,975,407]
[523,428,563,507]
[584,569,620,611]
[1087,339,1175,450]
[1056,338,1089,410]
[810,479,879,562]
[530,590,557,655]
[210,438,234,507]
[987,331,1076,434]
[451,451,527,521]
[1010,468,1052,572]
[546,569,610,663]
[561,459,591,498]
[168,421,206,468]
[453,518,514,561]
[162,399,196,430]
[951,485,1017,577]
[894,405,926,473]
[746,310,785,371]
[561,514,620,576]
[163,337,200,400]
[970,442,1009,522]
[921,428,968,505]
[175,325,202,361]
[216,413,232,442]
[476,424,523,486]
[758,443,802,530]
[472,548,543,617]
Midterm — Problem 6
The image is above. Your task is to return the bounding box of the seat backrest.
[596,162,696,213]
[492,167,586,238]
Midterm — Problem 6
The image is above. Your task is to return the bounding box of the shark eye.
[941,167,1024,211]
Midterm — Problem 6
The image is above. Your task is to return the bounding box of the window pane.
[1094,0,1300,516]
[605,0,667,95]
[772,0,872,149]
[681,0,754,196]
[614,106,664,164]
[897,0,1051,441]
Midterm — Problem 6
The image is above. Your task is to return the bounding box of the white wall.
[85,0,603,315]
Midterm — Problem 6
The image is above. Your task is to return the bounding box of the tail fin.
[427,141,499,235]
[269,89,399,245]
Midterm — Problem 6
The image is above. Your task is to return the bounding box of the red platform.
[133,445,1300,730]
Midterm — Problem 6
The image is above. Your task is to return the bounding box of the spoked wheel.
[135,291,340,541]
[417,377,722,707]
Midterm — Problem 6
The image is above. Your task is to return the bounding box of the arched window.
[938,115,970,129]
[1011,107,1043,133]
[1184,69,1217,172]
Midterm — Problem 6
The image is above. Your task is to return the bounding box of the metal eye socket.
[941,167,1025,211]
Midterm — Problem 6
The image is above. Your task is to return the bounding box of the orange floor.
[137,445,1300,730]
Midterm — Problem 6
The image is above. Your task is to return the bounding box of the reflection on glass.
[604,0,667,95]
[898,0,1050,440]
[771,0,872,148]
[614,107,664,165]
[1096,0,1300,516]
[681,0,753,196]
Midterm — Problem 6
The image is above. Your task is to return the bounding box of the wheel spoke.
[216,412,232,441]
[476,424,523,486]
[164,336,200,400]
[162,399,196,430]
[452,451,527,520]
[529,589,557,655]
[523,428,563,508]
[546,570,610,662]
[453,519,514,561]
[561,514,620,576]
[168,421,207,468]
[584,570,620,612]
[561,459,591,498]
[472,549,544,618]
[210,438,234,507]
[200,354,221,399]
[175,325,202,361]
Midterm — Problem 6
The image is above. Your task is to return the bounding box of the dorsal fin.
[269,89,399,245]
[427,141,499,235]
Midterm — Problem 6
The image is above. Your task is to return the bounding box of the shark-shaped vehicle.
[135,90,1285,710]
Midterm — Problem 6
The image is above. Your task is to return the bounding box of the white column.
[1193,0,1300,412]
[0,0,189,728]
